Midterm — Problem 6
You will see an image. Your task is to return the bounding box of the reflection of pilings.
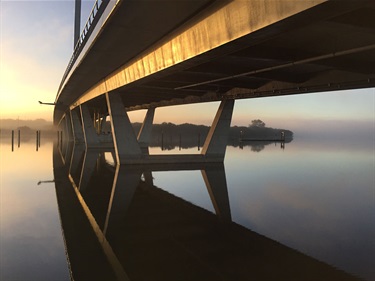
[36,131,39,151]
[11,130,14,151]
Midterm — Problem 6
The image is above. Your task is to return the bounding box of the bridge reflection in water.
[53,143,360,281]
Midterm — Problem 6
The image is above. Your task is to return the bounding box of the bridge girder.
[54,0,375,125]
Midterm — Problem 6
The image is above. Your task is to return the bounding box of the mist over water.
[283,119,375,142]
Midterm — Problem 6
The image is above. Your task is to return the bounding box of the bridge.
[54,0,375,164]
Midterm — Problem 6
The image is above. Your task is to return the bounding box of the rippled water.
[0,135,374,280]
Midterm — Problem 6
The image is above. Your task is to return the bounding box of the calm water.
[0,135,374,281]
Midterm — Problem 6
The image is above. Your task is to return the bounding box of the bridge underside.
[55,0,375,164]
[88,2,375,114]
[55,0,375,116]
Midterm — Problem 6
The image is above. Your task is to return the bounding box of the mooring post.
[18,129,20,148]
[36,131,39,151]
[11,130,14,151]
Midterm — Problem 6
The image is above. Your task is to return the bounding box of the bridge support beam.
[202,164,231,221]
[201,99,235,161]
[80,104,100,148]
[137,108,155,149]
[106,92,142,165]
[70,109,85,144]
[93,97,234,165]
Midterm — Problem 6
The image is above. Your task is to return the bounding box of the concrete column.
[105,92,141,164]
[80,104,100,147]
[201,99,234,160]
[201,163,232,221]
[70,109,85,143]
[137,108,155,148]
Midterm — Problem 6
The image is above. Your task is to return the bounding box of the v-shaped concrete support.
[106,92,142,165]
[137,108,155,148]
[202,99,235,161]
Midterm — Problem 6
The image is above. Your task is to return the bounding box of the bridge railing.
[57,0,110,95]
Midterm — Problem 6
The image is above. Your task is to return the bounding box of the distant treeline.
[130,122,293,149]
[132,122,293,140]
[1,119,293,145]
[0,118,53,130]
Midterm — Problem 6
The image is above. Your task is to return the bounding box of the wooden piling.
[11,130,14,151]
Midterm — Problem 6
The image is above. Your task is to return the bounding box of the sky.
[1,0,374,138]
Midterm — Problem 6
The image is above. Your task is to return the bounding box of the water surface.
[0,135,374,280]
